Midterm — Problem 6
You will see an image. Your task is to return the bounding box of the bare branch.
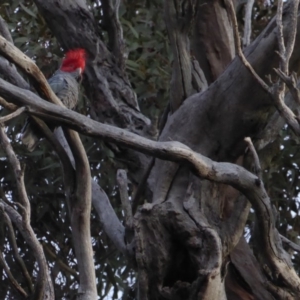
[1,78,299,292]
[101,0,125,70]
[243,0,255,48]
[0,34,127,259]
[244,137,262,179]
[54,128,127,255]
[0,106,26,123]
[42,243,79,280]
[0,15,13,44]
[273,69,300,105]
[0,36,62,106]
[0,57,29,89]
[1,208,33,292]
[281,234,300,253]
[117,169,133,229]
[225,0,270,92]
[62,129,97,297]
[0,125,30,221]
[277,0,286,69]
[277,0,300,74]
[132,157,155,214]
[0,34,97,298]
[265,281,295,300]
[92,180,127,253]
[0,96,18,111]
[0,126,54,299]
[0,248,28,298]
[226,0,300,138]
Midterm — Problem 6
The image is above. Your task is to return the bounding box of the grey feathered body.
[47,69,80,109]
[21,69,81,151]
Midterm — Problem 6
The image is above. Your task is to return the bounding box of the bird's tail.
[21,119,40,152]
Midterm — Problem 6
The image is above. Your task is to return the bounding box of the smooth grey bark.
[0,33,97,299]
[1,0,300,299]
[191,0,235,84]
[144,5,300,299]
[0,72,299,297]
[55,128,128,254]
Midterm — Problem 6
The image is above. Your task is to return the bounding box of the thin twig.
[0,106,26,123]
[0,249,28,298]
[244,137,262,180]
[0,34,97,297]
[0,125,30,220]
[116,169,133,229]
[2,209,34,292]
[101,0,125,70]
[0,126,54,299]
[0,96,18,111]
[227,0,300,136]
[225,0,270,92]
[42,243,79,280]
[280,234,300,253]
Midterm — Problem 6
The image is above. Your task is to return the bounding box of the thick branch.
[54,128,128,255]
[164,0,195,112]
[0,34,97,299]
[0,79,299,292]
[62,129,97,298]
[192,0,235,84]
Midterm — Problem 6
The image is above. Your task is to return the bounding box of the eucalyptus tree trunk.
[1,0,300,299]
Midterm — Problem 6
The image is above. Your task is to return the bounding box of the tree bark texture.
[1,0,300,299]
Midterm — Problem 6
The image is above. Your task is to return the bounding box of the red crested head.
[60,49,86,74]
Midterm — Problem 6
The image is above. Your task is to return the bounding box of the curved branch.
[0,35,97,298]
[42,243,79,280]
[0,249,28,298]
[1,208,33,292]
[0,41,127,258]
[0,16,13,43]
[0,78,299,293]
[54,128,127,255]
[0,126,54,299]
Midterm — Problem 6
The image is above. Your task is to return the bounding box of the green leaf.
[19,2,37,19]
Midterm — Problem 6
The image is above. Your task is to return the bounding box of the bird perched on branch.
[21,48,86,151]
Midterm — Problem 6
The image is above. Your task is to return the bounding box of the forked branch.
[0,76,300,293]
[0,127,54,300]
